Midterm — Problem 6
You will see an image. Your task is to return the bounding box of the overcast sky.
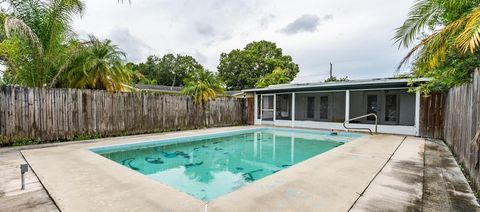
[73,0,415,83]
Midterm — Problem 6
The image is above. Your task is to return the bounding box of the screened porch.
[254,88,420,135]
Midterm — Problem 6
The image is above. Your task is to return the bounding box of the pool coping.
[89,127,361,154]
[21,126,406,211]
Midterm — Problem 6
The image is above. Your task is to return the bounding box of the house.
[242,78,430,136]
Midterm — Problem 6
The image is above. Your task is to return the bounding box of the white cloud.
[73,0,415,83]
[195,23,215,37]
[108,28,154,62]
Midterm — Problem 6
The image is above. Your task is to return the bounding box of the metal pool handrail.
[343,113,378,135]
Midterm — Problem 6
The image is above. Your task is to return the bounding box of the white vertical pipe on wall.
[415,90,421,136]
[345,90,350,131]
[292,93,296,128]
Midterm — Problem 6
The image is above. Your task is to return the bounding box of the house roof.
[135,84,182,93]
[225,90,244,96]
[242,77,430,94]
[135,84,246,97]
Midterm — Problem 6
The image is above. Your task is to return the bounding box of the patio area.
[0,126,478,211]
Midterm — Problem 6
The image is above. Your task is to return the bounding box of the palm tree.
[0,0,84,87]
[181,69,225,106]
[394,0,480,71]
[61,36,132,92]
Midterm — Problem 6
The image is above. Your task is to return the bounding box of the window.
[307,97,315,119]
[319,96,329,119]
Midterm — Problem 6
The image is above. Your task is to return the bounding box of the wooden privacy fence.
[419,92,446,139]
[0,86,246,146]
[444,70,480,190]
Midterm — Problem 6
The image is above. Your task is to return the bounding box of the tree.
[60,36,132,92]
[0,0,85,87]
[136,54,204,87]
[217,40,299,90]
[394,0,480,93]
[128,62,156,85]
[255,67,293,88]
[324,76,348,82]
[181,69,225,105]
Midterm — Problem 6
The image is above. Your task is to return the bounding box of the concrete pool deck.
[4,126,479,211]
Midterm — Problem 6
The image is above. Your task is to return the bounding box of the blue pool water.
[91,128,362,201]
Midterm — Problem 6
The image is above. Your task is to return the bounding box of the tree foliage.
[394,0,480,93]
[255,67,293,88]
[135,54,203,87]
[130,62,157,85]
[0,0,134,92]
[181,69,225,105]
[59,36,132,92]
[217,40,299,90]
[324,76,348,82]
[0,0,85,87]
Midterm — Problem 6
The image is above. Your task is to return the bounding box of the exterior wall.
[293,121,416,135]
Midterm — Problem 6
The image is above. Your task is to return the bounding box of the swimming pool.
[90,128,362,201]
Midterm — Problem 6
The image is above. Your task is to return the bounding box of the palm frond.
[62,35,131,92]
[393,0,440,48]
[4,16,43,55]
[182,69,225,105]
[397,15,467,70]
[456,6,480,53]
[393,0,476,48]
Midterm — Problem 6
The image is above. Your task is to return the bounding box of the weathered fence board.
[444,70,480,191]
[0,87,245,146]
[420,92,446,139]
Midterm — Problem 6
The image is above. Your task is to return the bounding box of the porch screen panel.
[349,90,415,126]
[294,91,346,122]
[257,95,262,119]
[262,95,274,121]
[306,97,315,119]
[276,94,292,120]
[385,94,398,123]
[366,95,379,121]
[319,96,329,119]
